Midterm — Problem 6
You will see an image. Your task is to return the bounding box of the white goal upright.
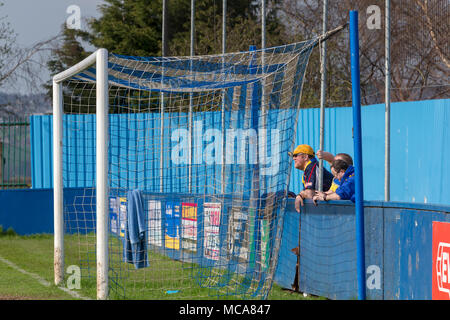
[53,49,109,299]
[52,39,326,300]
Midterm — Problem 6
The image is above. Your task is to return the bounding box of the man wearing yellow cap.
[289,144,333,212]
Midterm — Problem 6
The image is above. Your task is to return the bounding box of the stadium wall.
[29,98,450,205]
[276,199,450,300]
[1,188,449,300]
[289,98,449,205]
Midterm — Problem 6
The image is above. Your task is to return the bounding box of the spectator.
[316,150,353,166]
[313,159,355,203]
[316,150,353,193]
[289,144,333,212]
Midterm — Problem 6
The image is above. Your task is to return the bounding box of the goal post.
[52,49,109,299]
[52,42,317,300]
[95,48,109,300]
[52,79,63,286]
[50,33,349,299]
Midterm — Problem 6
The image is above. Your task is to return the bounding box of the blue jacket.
[124,189,149,269]
[335,166,355,202]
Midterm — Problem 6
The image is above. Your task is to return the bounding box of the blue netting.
[62,39,318,299]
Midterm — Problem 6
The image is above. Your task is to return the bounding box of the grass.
[0,234,79,300]
[0,233,321,300]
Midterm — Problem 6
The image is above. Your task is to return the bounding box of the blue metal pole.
[349,10,366,300]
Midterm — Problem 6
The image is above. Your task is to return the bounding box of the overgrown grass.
[0,232,320,300]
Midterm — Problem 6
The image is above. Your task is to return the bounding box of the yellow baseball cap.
[288,144,315,157]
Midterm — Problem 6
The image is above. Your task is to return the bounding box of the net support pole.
[160,0,167,193]
[318,0,328,192]
[188,0,195,193]
[349,10,366,300]
[162,0,168,57]
[53,80,64,286]
[96,48,109,300]
[260,0,266,192]
[221,0,227,193]
[384,0,391,202]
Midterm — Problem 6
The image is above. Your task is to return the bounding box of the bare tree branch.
[0,35,60,85]
[415,0,450,69]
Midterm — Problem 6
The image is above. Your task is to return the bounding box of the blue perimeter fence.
[1,98,449,300]
[1,187,449,300]
[30,98,450,205]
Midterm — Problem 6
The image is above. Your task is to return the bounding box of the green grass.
[0,233,320,300]
[0,234,80,299]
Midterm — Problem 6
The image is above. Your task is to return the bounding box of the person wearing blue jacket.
[313,159,355,203]
[316,150,353,193]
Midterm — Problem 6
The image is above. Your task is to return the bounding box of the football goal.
[52,32,340,299]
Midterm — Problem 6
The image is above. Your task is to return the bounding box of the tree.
[280,0,449,106]
[48,0,289,59]
[45,0,290,113]
[0,2,16,87]
[88,0,163,57]
[0,2,58,116]
[280,0,355,108]
[391,0,449,101]
[168,0,288,55]
[45,25,91,94]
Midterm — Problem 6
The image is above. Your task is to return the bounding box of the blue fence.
[1,187,449,300]
[290,98,450,205]
[7,98,448,299]
[30,98,450,205]
[30,109,295,197]
[276,200,450,300]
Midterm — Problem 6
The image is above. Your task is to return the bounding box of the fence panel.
[0,116,31,189]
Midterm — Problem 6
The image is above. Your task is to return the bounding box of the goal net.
[54,38,318,299]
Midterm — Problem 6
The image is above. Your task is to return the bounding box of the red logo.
[433,221,450,300]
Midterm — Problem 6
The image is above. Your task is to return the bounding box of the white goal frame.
[52,48,109,300]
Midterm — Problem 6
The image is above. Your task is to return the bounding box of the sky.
[1,0,106,93]
[3,0,105,46]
